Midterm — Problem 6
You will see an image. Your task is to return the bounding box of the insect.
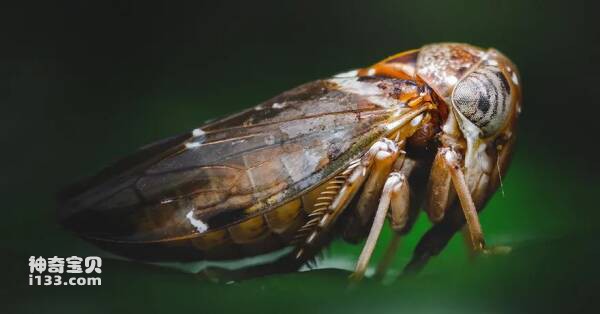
[59,43,521,281]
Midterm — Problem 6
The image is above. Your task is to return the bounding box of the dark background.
[2,1,599,313]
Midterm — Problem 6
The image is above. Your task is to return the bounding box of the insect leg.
[403,148,491,274]
[373,233,401,280]
[350,172,405,281]
[443,149,485,251]
[372,158,416,280]
[460,227,478,261]
[371,179,410,281]
[341,113,431,243]
[341,142,405,242]
[422,148,456,223]
[294,138,400,260]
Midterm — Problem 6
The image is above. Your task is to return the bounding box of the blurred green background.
[2,0,599,313]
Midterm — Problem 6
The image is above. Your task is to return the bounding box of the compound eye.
[452,63,512,136]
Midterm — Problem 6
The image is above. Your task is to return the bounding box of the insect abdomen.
[87,180,338,262]
[189,198,306,259]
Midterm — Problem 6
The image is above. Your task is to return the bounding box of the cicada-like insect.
[59,43,521,280]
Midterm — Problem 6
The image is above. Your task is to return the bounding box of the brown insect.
[58,43,521,281]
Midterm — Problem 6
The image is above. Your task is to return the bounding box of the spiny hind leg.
[294,137,400,260]
[341,140,406,243]
[326,137,402,281]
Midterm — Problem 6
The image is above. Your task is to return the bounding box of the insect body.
[59,43,521,280]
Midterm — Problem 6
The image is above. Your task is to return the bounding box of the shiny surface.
[58,42,523,271]
[59,76,428,260]
[4,0,598,312]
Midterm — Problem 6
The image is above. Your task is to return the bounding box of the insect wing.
[60,79,398,243]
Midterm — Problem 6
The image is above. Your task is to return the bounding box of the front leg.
[443,149,512,255]
[443,149,486,251]
[404,148,506,274]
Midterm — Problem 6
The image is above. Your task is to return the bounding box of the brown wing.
[59,78,403,243]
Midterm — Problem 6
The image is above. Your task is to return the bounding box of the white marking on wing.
[186,210,208,233]
[192,128,205,138]
[272,102,286,109]
[331,77,399,108]
[185,142,202,149]
[186,128,206,149]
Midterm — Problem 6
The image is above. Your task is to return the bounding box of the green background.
[3,0,599,313]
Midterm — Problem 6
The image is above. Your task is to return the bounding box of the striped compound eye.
[451,61,512,137]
